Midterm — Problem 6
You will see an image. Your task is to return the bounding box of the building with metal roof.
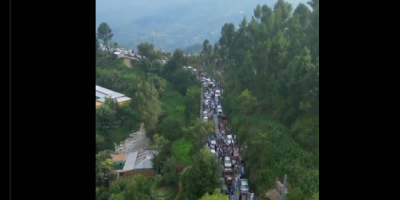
[118,150,156,177]
[96,85,131,107]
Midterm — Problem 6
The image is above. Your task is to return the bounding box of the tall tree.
[184,86,201,123]
[202,39,212,58]
[183,119,215,150]
[213,42,219,58]
[160,157,179,185]
[181,148,220,200]
[96,150,114,185]
[163,49,187,79]
[97,22,114,46]
[96,98,120,148]
[214,0,319,197]
[133,81,162,129]
[137,42,160,61]
[149,133,169,151]
[147,74,166,96]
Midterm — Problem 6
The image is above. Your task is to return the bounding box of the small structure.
[96,85,131,107]
[118,150,156,177]
[110,153,127,170]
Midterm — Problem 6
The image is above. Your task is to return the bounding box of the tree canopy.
[97,22,114,45]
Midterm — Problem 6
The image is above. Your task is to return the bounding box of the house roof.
[96,85,131,103]
[134,150,154,169]
[110,153,127,163]
[122,150,154,172]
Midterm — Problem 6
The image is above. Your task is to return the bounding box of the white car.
[224,156,232,168]
[210,140,217,149]
[203,116,208,121]
[225,135,233,145]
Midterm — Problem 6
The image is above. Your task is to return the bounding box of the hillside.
[96,0,304,51]
[96,0,319,199]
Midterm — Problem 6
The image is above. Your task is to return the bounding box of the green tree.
[199,189,227,200]
[108,193,124,200]
[161,157,179,185]
[96,131,106,153]
[97,22,114,46]
[96,150,114,185]
[137,42,160,61]
[163,49,188,79]
[147,74,166,96]
[183,119,215,150]
[202,39,210,57]
[107,175,152,200]
[96,98,120,148]
[149,134,170,173]
[133,81,162,129]
[171,138,193,165]
[181,148,220,200]
[184,86,201,123]
[213,42,219,58]
[149,133,169,151]
[124,175,152,200]
[211,0,319,198]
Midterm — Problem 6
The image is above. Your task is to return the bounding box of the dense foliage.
[171,138,193,165]
[214,0,319,199]
[96,0,319,199]
[199,189,228,200]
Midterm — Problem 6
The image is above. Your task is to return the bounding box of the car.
[239,179,249,193]
[224,156,232,168]
[203,116,208,121]
[210,140,217,149]
[217,105,222,113]
[215,89,221,96]
[223,167,234,184]
[225,135,233,145]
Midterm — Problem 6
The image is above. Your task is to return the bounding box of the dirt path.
[114,123,149,153]
[173,181,183,200]
[124,58,132,68]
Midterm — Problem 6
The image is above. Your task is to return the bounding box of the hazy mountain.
[96,0,304,52]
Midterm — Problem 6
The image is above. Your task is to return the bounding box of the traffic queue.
[199,72,256,200]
